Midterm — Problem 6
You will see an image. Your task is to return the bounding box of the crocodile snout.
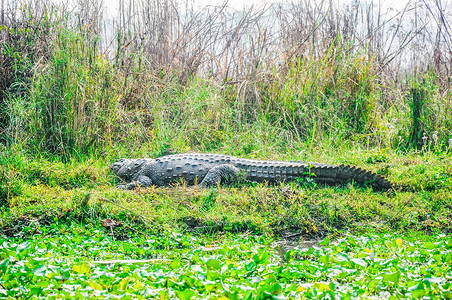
[110,159,127,175]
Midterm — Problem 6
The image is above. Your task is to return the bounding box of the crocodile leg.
[119,175,153,190]
[199,164,240,187]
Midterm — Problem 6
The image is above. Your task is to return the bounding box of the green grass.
[1,148,451,237]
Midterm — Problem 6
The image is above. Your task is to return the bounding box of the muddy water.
[273,239,321,260]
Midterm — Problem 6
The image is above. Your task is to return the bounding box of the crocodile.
[110,153,393,191]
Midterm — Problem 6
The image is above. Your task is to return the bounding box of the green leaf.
[132,281,142,290]
[347,237,357,246]
[335,253,349,262]
[407,245,416,252]
[432,254,441,263]
[170,259,180,270]
[408,282,425,298]
[29,286,44,296]
[16,242,31,252]
[351,258,367,268]
[423,242,436,250]
[120,277,131,290]
[72,263,90,274]
[382,271,400,284]
[269,282,282,295]
[88,280,104,290]
[176,289,196,300]
[319,255,329,264]
[0,259,9,273]
[253,250,269,264]
[245,262,255,272]
[319,237,330,246]
[206,259,221,270]
[33,264,47,276]
[446,253,452,262]
[313,282,330,292]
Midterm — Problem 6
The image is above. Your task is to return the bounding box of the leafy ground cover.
[0,149,451,299]
[0,220,451,299]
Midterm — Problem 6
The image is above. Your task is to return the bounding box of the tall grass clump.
[253,41,379,145]
[0,2,52,146]
[27,27,121,160]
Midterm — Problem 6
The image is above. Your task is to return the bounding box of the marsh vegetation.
[0,0,451,298]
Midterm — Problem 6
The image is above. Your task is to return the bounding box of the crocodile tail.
[303,163,393,191]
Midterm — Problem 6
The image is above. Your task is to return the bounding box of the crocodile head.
[110,158,146,181]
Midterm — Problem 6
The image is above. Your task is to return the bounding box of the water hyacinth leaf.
[305,248,315,255]
[245,261,255,272]
[319,255,329,264]
[382,271,400,284]
[166,278,183,288]
[170,259,181,270]
[191,255,201,263]
[253,250,269,264]
[296,285,307,292]
[407,245,416,252]
[33,264,47,276]
[335,253,349,264]
[313,282,330,292]
[88,280,104,290]
[356,251,368,258]
[0,259,8,272]
[408,282,426,298]
[29,286,44,296]
[423,242,436,250]
[347,237,357,246]
[37,280,50,288]
[419,249,430,257]
[1,216,451,299]
[220,245,231,254]
[446,253,452,262]
[133,281,143,290]
[182,276,196,288]
[268,282,282,295]
[191,265,204,273]
[351,258,367,268]
[120,277,131,290]
[16,242,31,252]
[176,289,196,300]
[220,263,229,275]
[432,254,441,263]
[319,237,330,247]
[207,270,221,280]
[385,240,396,249]
[72,264,90,274]
[239,244,250,251]
[206,259,221,270]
